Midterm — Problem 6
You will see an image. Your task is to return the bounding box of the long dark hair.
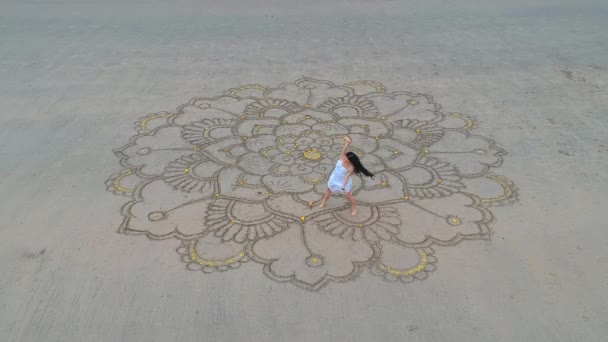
[346,152,374,178]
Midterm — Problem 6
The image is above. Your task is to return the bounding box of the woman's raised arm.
[340,135,352,157]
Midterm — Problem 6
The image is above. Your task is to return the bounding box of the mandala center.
[303,148,322,161]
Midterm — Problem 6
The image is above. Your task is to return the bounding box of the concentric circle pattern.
[107,77,518,291]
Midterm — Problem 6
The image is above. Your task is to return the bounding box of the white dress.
[327,160,352,193]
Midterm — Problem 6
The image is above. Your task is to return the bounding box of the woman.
[319,136,375,216]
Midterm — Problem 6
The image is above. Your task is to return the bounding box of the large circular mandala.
[107,77,518,291]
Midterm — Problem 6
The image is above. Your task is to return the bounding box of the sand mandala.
[106,77,518,291]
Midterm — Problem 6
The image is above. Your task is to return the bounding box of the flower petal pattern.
[107,77,517,291]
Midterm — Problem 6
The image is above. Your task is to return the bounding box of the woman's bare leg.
[346,192,357,216]
[319,188,331,208]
